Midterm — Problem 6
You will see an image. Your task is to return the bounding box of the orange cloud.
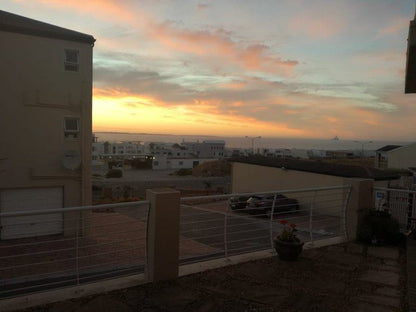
[150,23,297,75]
[35,0,136,23]
[22,0,297,75]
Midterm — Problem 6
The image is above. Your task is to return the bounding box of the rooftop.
[0,10,95,44]
[231,156,403,180]
[376,145,402,152]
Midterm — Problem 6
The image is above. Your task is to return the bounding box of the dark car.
[229,195,250,210]
[246,193,299,217]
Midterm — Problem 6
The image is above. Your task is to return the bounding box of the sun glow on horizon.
[92,88,308,137]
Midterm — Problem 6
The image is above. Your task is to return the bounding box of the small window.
[64,49,79,72]
[64,117,80,139]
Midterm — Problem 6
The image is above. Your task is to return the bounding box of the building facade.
[0,10,95,239]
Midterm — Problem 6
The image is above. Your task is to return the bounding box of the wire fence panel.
[0,201,149,299]
[374,187,416,231]
[179,186,351,264]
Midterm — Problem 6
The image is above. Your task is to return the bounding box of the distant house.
[385,143,416,170]
[0,10,95,239]
[374,145,402,169]
[182,140,225,158]
[152,155,214,170]
[231,156,401,194]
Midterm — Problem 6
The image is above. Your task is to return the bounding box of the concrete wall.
[231,162,344,193]
[231,162,353,217]
[387,143,416,170]
[0,30,93,234]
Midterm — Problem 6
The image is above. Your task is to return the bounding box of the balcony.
[0,181,412,311]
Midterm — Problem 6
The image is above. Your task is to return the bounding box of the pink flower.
[290,224,296,229]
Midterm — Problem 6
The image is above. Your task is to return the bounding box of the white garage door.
[0,187,63,240]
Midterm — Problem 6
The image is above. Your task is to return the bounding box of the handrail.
[180,185,351,202]
[374,187,416,195]
[0,200,150,218]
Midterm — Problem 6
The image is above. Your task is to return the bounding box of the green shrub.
[357,209,402,245]
[106,169,123,178]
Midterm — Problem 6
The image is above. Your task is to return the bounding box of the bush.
[357,209,402,245]
[176,168,193,176]
[193,160,231,177]
[106,169,123,178]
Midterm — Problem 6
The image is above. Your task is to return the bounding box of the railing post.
[76,215,80,285]
[343,179,374,240]
[224,202,228,259]
[309,191,317,242]
[146,188,180,282]
[270,194,277,249]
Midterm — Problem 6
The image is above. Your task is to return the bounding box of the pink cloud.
[20,0,297,75]
[378,17,409,36]
[34,0,137,23]
[288,9,346,39]
[149,22,297,75]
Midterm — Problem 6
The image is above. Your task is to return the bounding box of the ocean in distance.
[94,132,412,151]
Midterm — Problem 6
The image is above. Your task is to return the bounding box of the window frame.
[64,49,79,72]
[64,117,80,140]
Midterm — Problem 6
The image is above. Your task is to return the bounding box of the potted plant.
[274,220,304,261]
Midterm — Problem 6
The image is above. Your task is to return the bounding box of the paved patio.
[13,242,406,312]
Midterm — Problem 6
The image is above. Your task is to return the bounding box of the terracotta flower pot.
[274,238,304,261]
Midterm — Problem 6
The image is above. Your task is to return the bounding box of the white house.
[384,143,416,170]
[152,155,215,170]
[182,140,225,158]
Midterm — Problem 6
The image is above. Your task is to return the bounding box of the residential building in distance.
[374,145,402,169]
[382,143,416,171]
[0,10,95,239]
[182,140,225,158]
[231,156,402,194]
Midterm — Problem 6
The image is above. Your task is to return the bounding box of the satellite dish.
[62,150,81,170]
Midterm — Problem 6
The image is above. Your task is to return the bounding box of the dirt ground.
[17,242,406,312]
[94,169,230,197]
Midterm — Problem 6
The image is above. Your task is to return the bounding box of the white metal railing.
[179,185,351,264]
[0,200,149,298]
[374,187,416,230]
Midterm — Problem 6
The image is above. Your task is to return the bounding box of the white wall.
[387,143,416,170]
[153,157,216,170]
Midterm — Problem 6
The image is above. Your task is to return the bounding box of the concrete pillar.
[343,178,374,240]
[146,188,180,282]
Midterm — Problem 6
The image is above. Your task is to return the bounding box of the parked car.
[246,193,299,217]
[229,195,250,210]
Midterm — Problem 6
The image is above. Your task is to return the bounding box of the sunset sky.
[3,0,416,140]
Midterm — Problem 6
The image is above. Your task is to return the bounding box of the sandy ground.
[93,169,230,197]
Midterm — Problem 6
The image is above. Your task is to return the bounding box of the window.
[64,49,79,72]
[64,117,80,139]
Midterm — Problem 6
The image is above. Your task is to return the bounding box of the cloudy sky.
[3,0,416,140]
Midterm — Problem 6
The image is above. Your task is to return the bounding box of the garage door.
[0,187,63,240]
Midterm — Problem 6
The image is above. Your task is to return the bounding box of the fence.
[179,185,352,264]
[374,187,416,230]
[0,200,149,299]
[0,184,354,303]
